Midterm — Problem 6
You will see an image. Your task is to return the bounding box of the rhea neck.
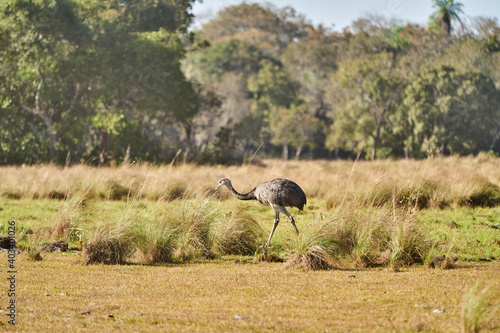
[225,182,256,201]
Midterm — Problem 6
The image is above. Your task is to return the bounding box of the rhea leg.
[274,205,299,236]
[265,210,279,247]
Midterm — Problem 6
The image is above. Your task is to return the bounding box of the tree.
[184,39,268,82]
[403,66,500,157]
[0,0,201,165]
[430,0,464,35]
[200,3,307,54]
[248,61,296,151]
[327,52,406,160]
[270,102,323,160]
[281,25,340,102]
[0,0,90,162]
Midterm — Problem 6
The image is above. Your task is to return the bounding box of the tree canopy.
[1,1,499,165]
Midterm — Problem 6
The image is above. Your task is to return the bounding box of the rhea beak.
[215,184,222,191]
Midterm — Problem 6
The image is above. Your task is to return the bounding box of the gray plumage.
[216,178,307,247]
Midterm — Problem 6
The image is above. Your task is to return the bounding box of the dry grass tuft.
[26,246,43,261]
[82,220,138,265]
[462,282,500,333]
[52,197,84,241]
[98,181,131,200]
[173,198,218,261]
[257,252,284,262]
[136,215,178,264]
[285,218,346,270]
[211,210,263,256]
[2,191,21,200]
[427,254,459,269]
[26,230,44,261]
[286,204,431,270]
[388,209,432,267]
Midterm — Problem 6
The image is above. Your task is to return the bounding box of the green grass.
[417,207,500,261]
[1,198,499,263]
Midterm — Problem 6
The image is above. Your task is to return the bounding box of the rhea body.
[216,178,306,247]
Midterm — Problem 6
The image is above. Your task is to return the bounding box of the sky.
[191,0,500,31]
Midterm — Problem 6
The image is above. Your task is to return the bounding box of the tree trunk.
[282,144,288,161]
[98,129,108,166]
[371,142,377,161]
[295,145,303,160]
[182,122,193,163]
[35,64,56,161]
[442,12,451,35]
[372,126,382,160]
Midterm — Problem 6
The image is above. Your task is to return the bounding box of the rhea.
[216,178,307,247]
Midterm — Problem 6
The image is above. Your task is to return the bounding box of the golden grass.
[82,219,138,265]
[461,281,500,333]
[0,158,499,331]
[3,253,498,332]
[1,156,500,209]
[285,205,432,270]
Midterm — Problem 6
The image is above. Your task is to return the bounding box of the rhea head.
[216,178,231,191]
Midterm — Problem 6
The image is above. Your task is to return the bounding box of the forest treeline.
[1,0,500,165]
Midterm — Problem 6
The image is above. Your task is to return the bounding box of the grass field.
[1,157,499,332]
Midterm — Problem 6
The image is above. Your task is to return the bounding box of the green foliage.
[186,39,267,81]
[270,101,323,158]
[403,66,500,157]
[429,0,464,35]
[327,52,405,160]
[200,2,307,52]
[0,0,199,165]
[1,0,500,164]
[248,61,296,109]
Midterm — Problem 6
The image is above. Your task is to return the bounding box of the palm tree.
[430,0,464,35]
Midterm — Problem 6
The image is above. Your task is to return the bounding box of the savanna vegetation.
[1,0,500,331]
[1,0,500,165]
[0,158,499,331]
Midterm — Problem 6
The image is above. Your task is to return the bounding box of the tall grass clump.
[388,209,432,269]
[173,197,218,261]
[136,214,178,264]
[52,196,85,241]
[82,219,138,265]
[453,178,500,207]
[286,203,431,270]
[26,229,44,262]
[210,210,263,256]
[461,282,500,333]
[285,218,347,270]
